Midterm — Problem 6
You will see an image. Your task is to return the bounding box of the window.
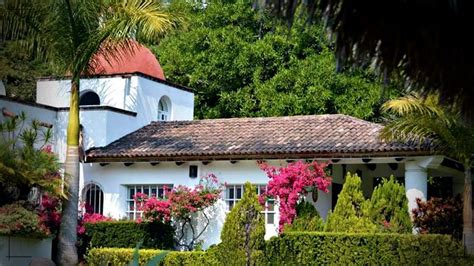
[158,96,171,121]
[82,183,104,214]
[79,91,100,106]
[126,184,172,220]
[224,184,276,225]
[189,165,198,178]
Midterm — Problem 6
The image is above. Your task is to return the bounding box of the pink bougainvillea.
[258,160,332,232]
[77,207,113,235]
[38,193,61,235]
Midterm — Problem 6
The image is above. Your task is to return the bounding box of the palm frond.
[381,94,474,162]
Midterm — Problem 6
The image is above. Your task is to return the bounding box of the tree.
[1,1,174,264]
[381,94,474,252]
[218,182,265,266]
[325,173,377,233]
[368,176,411,233]
[260,0,474,122]
[284,201,324,232]
[155,0,394,120]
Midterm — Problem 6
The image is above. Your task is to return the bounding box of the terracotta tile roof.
[86,114,434,162]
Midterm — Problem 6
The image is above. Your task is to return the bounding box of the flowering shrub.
[259,160,331,231]
[38,193,61,236]
[134,174,224,250]
[0,202,50,238]
[77,212,113,235]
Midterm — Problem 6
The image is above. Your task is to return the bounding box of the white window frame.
[158,97,171,121]
[126,184,172,220]
[224,184,276,225]
[82,182,104,215]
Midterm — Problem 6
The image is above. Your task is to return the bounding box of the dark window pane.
[237,187,242,199]
[229,188,234,199]
[129,188,135,199]
[267,213,274,224]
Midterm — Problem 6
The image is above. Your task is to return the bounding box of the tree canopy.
[155,0,398,120]
[262,0,474,123]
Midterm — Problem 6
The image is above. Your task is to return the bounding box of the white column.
[405,161,428,215]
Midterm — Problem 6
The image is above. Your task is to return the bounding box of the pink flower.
[259,161,331,232]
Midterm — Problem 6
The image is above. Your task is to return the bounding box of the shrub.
[368,176,412,233]
[86,248,218,265]
[325,173,377,233]
[0,202,50,238]
[412,195,463,240]
[83,221,174,250]
[264,232,465,265]
[217,182,265,265]
[284,201,324,232]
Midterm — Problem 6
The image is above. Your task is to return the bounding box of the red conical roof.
[89,40,165,80]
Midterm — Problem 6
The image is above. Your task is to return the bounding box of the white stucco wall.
[0,80,5,96]
[36,78,127,109]
[36,76,194,122]
[135,76,194,121]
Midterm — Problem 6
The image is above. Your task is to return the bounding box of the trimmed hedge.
[84,221,174,249]
[86,248,218,265]
[264,232,465,265]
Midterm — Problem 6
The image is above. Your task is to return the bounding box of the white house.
[0,43,467,248]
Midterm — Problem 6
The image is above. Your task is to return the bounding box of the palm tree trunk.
[463,159,473,255]
[57,78,80,265]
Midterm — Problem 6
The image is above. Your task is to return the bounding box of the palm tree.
[1,0,174,264]
[380,94,474,253]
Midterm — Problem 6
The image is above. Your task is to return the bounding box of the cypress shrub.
[216,182,265,265]
[325,173,377,233]
[368,176,412,233]
[84,221,174,249]
[284,201,324,232]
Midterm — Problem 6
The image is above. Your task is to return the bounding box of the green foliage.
[368,176,412,233]
[83,221,174,250]
[0,42,54,101]
[156,0,393,120]
[0,202,50,238]
[129,242,169,266]
[86,248,218,266]
[0,114,63,205]
[264,232,465,265]
[325,173,377,233]
[217,182,265,265]
[284,201,324,232]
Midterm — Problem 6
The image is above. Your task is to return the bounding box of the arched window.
[79,91,100,106]
[158,96,171,121]
[82,183,104,214]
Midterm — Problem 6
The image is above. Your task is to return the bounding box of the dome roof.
[89,40,165,80]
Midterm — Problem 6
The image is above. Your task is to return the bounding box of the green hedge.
[264,232,465,265]
[84,221,174,249]
[86,248,218,265]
